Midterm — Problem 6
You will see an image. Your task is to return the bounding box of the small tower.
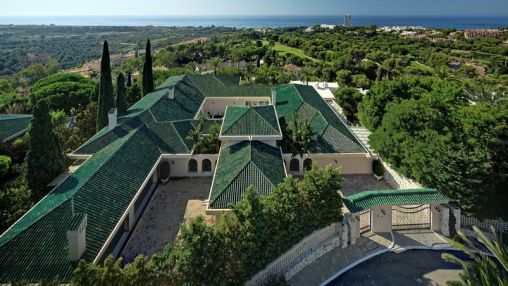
[344,15,352,27]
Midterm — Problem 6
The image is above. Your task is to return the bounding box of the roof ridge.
[251,106,280,134]
[221,106,249,134]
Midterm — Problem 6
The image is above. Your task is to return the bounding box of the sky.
[1,0,507,16]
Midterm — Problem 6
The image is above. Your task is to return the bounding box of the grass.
[261,40,321,63]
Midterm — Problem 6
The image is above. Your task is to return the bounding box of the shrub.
[0,155,12,180]
[372,159,384,177]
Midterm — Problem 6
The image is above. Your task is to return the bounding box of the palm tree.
[442,226,508,286]
[244,62,254,83]
[301,67,313,85]
[461,80,506,105]
[209,57,222,75]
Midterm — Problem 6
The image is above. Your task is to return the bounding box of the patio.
[120,177,212,262]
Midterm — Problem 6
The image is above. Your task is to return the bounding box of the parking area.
[120,177,212,261]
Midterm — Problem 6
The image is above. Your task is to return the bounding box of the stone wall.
[381,160,422,189]
[246,219,353,286]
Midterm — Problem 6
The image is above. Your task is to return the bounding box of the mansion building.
[0,75,372,282]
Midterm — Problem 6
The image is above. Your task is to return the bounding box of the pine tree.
[116,73,128,115]
[97,40,114,131]
[142,39,154,96]
[25,99,65,198]
[126,71,132,87]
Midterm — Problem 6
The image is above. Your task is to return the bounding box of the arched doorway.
[202,159,212,173]
[303,158,313,171]
[289,158,300,173]
[188,159,198,174]
[159,161,171,184]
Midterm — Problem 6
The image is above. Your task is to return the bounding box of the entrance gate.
[359,210,371,234]
[392,205,431,230]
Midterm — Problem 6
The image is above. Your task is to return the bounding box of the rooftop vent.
[108,108,118,130]
[67,213,87,261]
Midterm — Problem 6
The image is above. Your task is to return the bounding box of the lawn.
[261,40,321,63]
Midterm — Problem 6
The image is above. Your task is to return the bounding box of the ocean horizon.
[0,15,507,29]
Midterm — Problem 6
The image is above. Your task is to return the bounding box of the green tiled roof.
[209,141,286,209]
[221,105,281,137]
[0,114,32,142]
[188,75,272,97]
[344,189,449,213]
[274,84,365,154]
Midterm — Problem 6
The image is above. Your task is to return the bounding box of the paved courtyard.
[341,174,392,196]
[120,177,212,261]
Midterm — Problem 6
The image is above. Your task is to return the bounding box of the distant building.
[344,15,352,27]
[464,29,504,40]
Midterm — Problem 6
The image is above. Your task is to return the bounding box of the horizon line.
[1,14,508,17]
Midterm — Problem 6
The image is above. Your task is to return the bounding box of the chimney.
[108,108,118,130]
[67,213,87,261]
[271,88,276,106]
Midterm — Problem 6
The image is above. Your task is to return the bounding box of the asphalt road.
[328,250,465,286]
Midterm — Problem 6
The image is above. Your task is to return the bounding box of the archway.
[188,159,198,173]
[289,158,300,173]
[303,158,313,171]
[159,161,171,184]
[202,159,212,173]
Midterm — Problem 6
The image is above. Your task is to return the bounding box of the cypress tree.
[126,71,132,87]
[97,40,114,131]
[25,99,65,198]
[142,39,154,96]
[116,72,128,115]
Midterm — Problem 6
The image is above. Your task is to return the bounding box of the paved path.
[289,230,452,286]
[120,177,212,261]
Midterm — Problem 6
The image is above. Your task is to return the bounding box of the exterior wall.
[200,97,271,117]
[161,154,218,177]
[430,204,442,231]
[222,139,278,148]
[382,160,422,189]
[371,206,392,233]
[283,153,373,176]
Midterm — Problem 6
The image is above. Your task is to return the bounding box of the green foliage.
[282,113,313,157]
[97,40,114,131]
[25,99,65,197]
[442,227,508,286]
[29,73,95,113]
[336,69,353,86]
[71,165,343,285]
[0,185,32,234]
[0,155,12,180]
[115,73,128,115]
[186,113,220,154]
[142,39,154,96]
[334,86,363,122]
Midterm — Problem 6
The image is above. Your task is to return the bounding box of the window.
[290,158,300,172]
[188,159,198,173]
[202,159,212,173]
[303,158,313,171]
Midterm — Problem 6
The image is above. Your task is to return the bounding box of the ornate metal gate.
[359,210,371,234]
[392,205,431,230]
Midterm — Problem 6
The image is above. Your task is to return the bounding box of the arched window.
[202,159,212,173]
[303,158,313,171]
[289,158,300,172]
[159,161,171,184]
[188,159,198,173]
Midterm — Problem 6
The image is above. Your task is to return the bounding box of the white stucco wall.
[431,204,442,231]
[200,97,271,117]
[161,154,218,177]
[371,206,392,233]
[284,153,373,176]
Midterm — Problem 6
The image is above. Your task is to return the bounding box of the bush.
[372,159,384,177]
[0,155,12,180]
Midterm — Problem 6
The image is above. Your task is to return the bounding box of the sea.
[0,15,507,29]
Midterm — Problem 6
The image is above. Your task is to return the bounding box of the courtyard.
[340,174,392,196]
[120,177,212,261]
